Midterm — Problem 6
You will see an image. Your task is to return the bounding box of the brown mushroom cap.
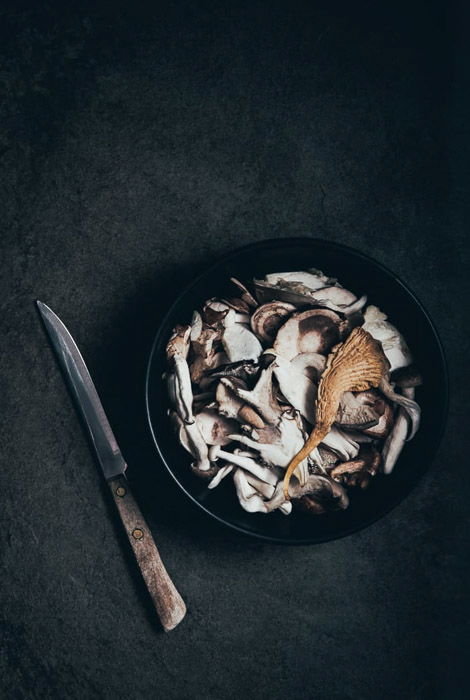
[273,308,342,359]
[390,364,423,388]
[250,301,296,344]
[330,445,381,487]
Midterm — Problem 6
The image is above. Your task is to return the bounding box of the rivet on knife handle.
[109,474,186,632]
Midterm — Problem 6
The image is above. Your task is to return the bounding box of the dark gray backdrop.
[1,1,468,699]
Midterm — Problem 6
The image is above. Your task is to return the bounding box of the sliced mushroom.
[190,350,228,385]
[222,362,281,424]
[263,473,348,513]
[268,353,317,424]
[390,364,423,389]
[168,410,212,471]
[166,325,194,424]
[362,305,413,372]
[228,410,320,486]
[379,377,421,440]
[335,391,380,430]
[232,469,292,515]
[221,297,251,314]
[206,359,260,384]
[290,352,326,381]
[360,390,394,438]
[222,309,263,363]
[190,310,204,342]
[250,302,296,344]
[330,445,381,488]
[320,425,361,461]
[215,378,265,428]
[194,409,238,446]
[209,445,280,486]
[382,387,416,474]
[254,270,365,315]
[273,308,343,360]
[230,277,258,308]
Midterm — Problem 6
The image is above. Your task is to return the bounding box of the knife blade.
[37,301,186,631]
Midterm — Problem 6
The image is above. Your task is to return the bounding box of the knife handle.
[108,475,186,631]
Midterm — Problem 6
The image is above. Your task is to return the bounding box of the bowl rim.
[145,236,449,544]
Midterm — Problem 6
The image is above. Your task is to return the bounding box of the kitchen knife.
[36,301,186,631]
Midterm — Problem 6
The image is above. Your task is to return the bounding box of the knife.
[36,301,186,631]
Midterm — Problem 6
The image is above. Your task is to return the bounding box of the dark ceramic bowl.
[145,238,448,544]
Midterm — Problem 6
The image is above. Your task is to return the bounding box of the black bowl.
[145,238,448,544]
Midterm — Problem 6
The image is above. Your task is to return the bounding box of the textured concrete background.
[1,1,468,698]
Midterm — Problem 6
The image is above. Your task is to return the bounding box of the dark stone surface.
[1,1,468,698]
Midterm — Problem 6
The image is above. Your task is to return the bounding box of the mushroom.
[222,362,282,424]
[165,324,194,424]
[330,445,381,488]
[209,445,281,486]
[228,410,321,486]
[390,364,423,389]
[168,410,212,472]
[359,390,394,439]
[206,359,260,384]
[267,352,317,424]
[335,391,380,430]
[221,297,251,314]
[273,308,344,360]
[207,464,234,489]
[262,473,349,513]
[362,305,413,372]
[194,409,238,446]
[381,387,417,474]
[290,352,326,381]
[230,277,258,308]
[254,270,366,315]
[222,309,263,363]
[190,310,204,341]
[215,378,265,428]
[250,302,296,344]
[320,425,361,461]
[232,468,292,515]
[378,377,421,440]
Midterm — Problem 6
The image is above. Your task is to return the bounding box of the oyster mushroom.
[254,270,366,315]
[290,352,326,381]
[390,364,423,389]
[215,378,265,428]
[194,408,238,446]
[190,351,227,386]
[378,377,420,440]
[230,277,259,308]
[330,445,382,488]
[221,297,251,314]
[168,410,212,472]
[267,352,317,424]
[209,445,280,486]
[232,468,292,515]
[263,473,348,513]
[359,390,394,439]
[228,409,321,486]
[222,309,263,363]
[166,324,194,424]
[321,425,361,461]
[362,305,413,372]
[207,464,234,489]
[190,310,204,341]
[273,308,344,360]
[250,302,296,344]
[335,391,380,430]
[222,362,282,424]
[381,387,417,474]
[206,359,260,384]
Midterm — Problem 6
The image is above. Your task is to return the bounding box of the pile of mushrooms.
[164,269,422,516]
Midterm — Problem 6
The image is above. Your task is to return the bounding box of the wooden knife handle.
[108,475,186,631]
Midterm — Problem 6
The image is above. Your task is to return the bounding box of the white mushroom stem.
[382,387,416,474]
[379,378,421,440]
[208,464,234,489]
[209,445,279,486]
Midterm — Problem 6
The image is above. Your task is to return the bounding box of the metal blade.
[37,301,127,480]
